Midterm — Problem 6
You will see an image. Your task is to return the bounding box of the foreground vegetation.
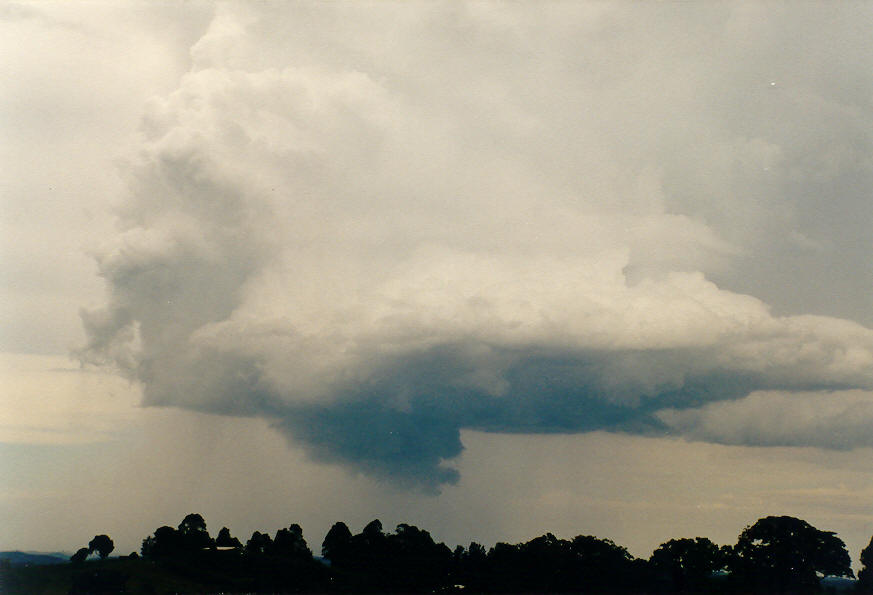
[2,513,872,594]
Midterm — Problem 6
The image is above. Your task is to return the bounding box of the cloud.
[0,1,211,354]
[658,390,873,450]
[78,3,873,488]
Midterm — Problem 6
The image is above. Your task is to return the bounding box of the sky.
[2,0,873,567]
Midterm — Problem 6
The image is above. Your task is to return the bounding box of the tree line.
[63,513,873,593]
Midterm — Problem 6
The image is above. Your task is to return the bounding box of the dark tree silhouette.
[47,514,870,594]
[354,519,389,563]
[568,534,641,592]
[88,534,114,559]
[649,537,724,592]
[387,523,453,591]
[322,521,352,563]
[245,530,273,557]
[731,515,853,592]
[70,547,89,564]
[178,512,213,551]
[342,519,390,590]
[362,519,384,540]
[453,541,489,590]
[467,541,487,562]
[320,519,456,592]
[516,533,574,592]
[859,535,873,593]
[273,524,311,558]
[485,541,521,592]
[216,526,243,549]
[471,533,645,593]
[141,525,181,559]
[179,512,207,533]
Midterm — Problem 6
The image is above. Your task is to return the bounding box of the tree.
[731,515,853,592]
[361,518,384,540]
[454,542,488,591]
[245,530,273,557]
[387,523,453,591]
[858,535,873,593]
[178,512,207,534]
[273,524,311,558]
[467,541,487,563]
[516,533,574,592]
[141,525,181,559]
[649,537,724,591]
[178,513,213,551]
[88,534,114,559]
[351,519,388,564]
[322,521,352,563]
[215,526,243,549]
[486,542,522,592]
[335,519,392,590]
[569,535,641,592]
[70,547,89,564]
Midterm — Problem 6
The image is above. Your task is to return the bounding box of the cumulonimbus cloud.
[79,3,873,489]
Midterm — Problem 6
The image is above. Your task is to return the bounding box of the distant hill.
[0,551,69,565]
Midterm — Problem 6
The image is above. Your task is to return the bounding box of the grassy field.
[0,558,219,594]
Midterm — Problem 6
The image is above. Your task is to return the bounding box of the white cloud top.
[71,3,873,487]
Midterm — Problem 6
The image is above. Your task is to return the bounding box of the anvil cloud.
[77,3,873,488]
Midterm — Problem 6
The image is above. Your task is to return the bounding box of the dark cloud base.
[135,344,857,491]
